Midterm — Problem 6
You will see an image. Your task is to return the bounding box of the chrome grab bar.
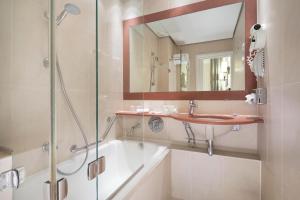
[70,140,100,153]
[70,115,118,153]
[182,122,196,145]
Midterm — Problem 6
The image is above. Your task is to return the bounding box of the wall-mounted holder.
[245,88,267,105]
[255,88,267,104]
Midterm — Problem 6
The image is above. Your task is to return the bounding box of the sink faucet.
[188,100,197,116]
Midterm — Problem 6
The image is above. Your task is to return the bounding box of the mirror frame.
[123,0,257,100]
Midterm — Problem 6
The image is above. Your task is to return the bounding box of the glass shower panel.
[95,0,145,199]
[0,0,51,199]
[54,0,99,199]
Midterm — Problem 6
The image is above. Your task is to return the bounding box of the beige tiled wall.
[128,149,260,200]
[0,0,51,174]
[127,152,171,200]
[171,149,261,200]
[257,0,300,199]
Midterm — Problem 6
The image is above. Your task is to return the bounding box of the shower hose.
[56,56,89,176]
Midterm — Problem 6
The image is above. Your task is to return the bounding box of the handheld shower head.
[64,3,81,15]
[56,3,81,26]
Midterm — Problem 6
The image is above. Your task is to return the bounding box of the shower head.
[64,3,81,15]
[56,3,81,26]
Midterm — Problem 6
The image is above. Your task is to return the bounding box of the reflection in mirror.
[129,2,245,92]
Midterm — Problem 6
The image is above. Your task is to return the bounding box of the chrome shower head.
[56,3,81,26]
[64,3,81,15]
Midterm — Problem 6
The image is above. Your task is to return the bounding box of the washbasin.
[190,114,234,121]
[170,113,263,125]
[116,111,264,125]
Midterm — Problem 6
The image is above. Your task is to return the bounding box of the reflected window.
[197,52,232,91]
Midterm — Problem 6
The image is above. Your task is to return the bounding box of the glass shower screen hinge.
[0,167,25,191]
[44,178,68,200]
[88,156,105,180]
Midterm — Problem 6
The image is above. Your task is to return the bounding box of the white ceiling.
[147,3,243,45]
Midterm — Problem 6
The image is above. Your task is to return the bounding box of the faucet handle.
[189,100,197,107]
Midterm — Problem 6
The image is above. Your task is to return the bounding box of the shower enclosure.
[0,0,145,199]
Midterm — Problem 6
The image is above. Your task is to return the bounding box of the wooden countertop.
[116,111,264,125]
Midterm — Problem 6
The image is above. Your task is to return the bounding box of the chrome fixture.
[0,167,25,191]
[56,3,87,176]
[232,124,241,131]
[182,122,196,145]
[188,100,197,116]
[182,122,215,155]
[129,122,141,136]
[207,139,213,156]
[255,88,267,105]
[70,115,118,154]
[42,143,58,152]
[205,125,214,156]
[181,121,240,156]
[148,116,164,133]
[245,88,267,105]
[56,3,81,26]
[56,56,89,176]
[149,52,158,92]
[102,115,118,140]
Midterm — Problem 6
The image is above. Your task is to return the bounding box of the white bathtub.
[14,140,168,200]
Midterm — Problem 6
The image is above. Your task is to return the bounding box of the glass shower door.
[0,0,100,199]
[53,0,100,199]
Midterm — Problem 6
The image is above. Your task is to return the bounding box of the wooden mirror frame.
[123,0,257,100]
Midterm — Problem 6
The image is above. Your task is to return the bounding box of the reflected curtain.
[210,58,221,91]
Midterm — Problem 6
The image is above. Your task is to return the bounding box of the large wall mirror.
[123,0,257,100]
